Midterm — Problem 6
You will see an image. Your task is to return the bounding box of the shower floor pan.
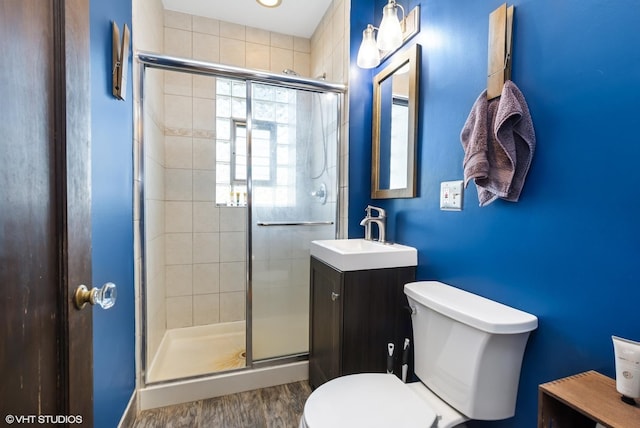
[147,321,246,383]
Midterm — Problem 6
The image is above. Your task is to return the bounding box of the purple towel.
[460,81,536,206]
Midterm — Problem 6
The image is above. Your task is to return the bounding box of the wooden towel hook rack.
[487,3,514,100]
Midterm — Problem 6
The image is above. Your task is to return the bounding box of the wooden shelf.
[538,371,640,428]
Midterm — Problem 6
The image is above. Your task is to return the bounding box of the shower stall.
[137,52,345,392]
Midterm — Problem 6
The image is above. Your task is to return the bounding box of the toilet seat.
[302,373,437,428]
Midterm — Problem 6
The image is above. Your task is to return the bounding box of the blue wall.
[90,1,135,427]
[350,0,640,426]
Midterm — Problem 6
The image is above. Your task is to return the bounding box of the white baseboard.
[117,390,138,428]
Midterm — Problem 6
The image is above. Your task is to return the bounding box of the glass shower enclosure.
[138,53,344,384]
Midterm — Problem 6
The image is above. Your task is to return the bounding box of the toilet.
[300,281,538,428]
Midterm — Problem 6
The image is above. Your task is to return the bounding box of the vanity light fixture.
[256,0,282,8]
[356,25,381,68]
[356,1,421,69]
[377,0,404,52]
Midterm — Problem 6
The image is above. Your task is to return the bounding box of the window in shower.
[216,79,247,206]
[232,120,277,184]
[231,121,247,183]
[216,78,298,208]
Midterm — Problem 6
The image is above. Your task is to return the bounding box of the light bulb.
[256,0,282,7]
[377,1,403,52]
[356,25,380,69]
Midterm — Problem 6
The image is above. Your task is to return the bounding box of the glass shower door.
[249,82,339,361]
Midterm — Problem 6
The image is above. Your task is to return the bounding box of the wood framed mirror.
[372,43,421,199]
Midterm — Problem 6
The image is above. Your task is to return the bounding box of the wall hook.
[487,3,514,100]
[112,22,130,100]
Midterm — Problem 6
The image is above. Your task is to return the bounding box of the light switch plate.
[440,180,464,211]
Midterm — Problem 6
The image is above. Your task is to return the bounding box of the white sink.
[310,239,418,271]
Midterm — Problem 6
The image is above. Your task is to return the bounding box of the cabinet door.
[342,267,415,377]
[309,257,343,389]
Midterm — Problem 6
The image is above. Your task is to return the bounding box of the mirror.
[372,43,420,199]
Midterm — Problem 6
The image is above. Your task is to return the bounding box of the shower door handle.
[331,292,340,301]
[257,221,334,227]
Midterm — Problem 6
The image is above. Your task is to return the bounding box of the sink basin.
[310,239,418,271]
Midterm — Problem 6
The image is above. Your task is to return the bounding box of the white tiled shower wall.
[133,0,350,368]
[310,0,350,237]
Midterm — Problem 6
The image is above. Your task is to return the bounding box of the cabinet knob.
[331,292,340,301]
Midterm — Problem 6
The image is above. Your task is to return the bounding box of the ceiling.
[162,0,334,39]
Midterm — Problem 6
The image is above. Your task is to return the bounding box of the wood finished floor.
[131,381,311,428]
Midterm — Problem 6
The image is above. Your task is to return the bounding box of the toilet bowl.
[300,281,538,427]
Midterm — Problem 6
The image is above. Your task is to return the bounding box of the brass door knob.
[74,282,117,310]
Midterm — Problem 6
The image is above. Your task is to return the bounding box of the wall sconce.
[356,1,420,69]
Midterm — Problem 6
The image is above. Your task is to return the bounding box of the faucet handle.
[367,205,386,218]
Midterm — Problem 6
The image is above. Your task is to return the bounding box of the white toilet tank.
[404,281,538,421]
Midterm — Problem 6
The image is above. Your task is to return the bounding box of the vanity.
[308,239,417,389]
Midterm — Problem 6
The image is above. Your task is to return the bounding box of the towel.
[460,89,498,193]
[460,80,535,206]
[494,80,536,202]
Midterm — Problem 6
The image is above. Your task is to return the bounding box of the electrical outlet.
[440,180,464,211]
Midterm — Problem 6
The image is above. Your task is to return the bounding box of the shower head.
[316,72,327,81]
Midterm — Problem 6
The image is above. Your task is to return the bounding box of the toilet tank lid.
[404,281,538,334]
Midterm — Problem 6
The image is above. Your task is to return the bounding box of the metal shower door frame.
[137,51,346,385]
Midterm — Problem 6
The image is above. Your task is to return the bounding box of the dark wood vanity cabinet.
[309,256,416,389]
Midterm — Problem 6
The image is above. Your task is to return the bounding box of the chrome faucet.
[359,205,386,243]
